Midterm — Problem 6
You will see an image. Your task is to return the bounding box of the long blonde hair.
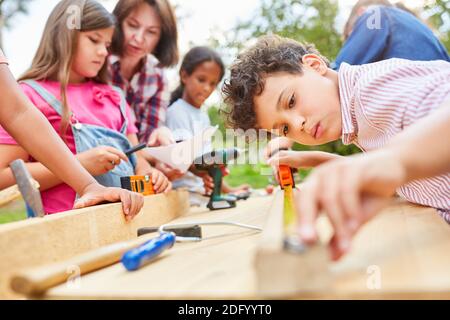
[19,0,116,138]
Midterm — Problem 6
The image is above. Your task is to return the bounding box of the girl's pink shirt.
[0,80,138,214]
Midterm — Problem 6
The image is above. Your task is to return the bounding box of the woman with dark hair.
[108,0,179,146]
[108,0,183,180]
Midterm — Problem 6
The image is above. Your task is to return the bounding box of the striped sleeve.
[358,59,450,135]
[345,59,450,212]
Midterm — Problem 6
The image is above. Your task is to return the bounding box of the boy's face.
[253,55,342,145]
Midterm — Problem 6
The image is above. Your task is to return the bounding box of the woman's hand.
[74,182,144,221]
[147,126,175,147]
[76,146,128,176]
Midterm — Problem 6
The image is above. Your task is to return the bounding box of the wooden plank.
[40,192,450,300]
[254,190,333,298]
[44,195,274,299]
[0,190,189,299]
[328,202,450,298]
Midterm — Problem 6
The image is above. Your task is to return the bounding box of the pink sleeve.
[125,102,138,135]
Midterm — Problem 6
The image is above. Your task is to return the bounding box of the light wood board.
[40,192,450,299]
[0,190,189,299]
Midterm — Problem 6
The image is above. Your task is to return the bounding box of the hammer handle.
[10,233,157,296]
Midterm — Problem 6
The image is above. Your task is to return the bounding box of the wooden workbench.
[41,194,450,300]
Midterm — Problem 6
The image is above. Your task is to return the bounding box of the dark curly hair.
[222,35,329,131]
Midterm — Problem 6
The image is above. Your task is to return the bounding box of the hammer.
[10,159,45,218]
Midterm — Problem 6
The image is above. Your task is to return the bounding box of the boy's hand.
[76,146,128,176]
[267,150,342,183]
[264,137,294,160]
[268,150,342,169]
[295,151,406,261]
[74,182,144,221]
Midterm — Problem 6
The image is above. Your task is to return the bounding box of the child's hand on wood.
[74,182,144,221]
[294,151,406,261]
[76,146,128,176]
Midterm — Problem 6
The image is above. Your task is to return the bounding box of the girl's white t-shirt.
[166,98,212,194]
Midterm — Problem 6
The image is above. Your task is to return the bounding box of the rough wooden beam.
[254,190,332,298]
[0,190,189,299]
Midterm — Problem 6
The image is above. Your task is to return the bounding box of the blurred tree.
[0,0,33,50]
[424,0,450,51]
[210,0,356,156]
[209,0,342,66]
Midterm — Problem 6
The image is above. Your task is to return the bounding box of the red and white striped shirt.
[339,58,450,221]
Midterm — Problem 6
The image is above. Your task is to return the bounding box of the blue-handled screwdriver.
[121,232,176,271]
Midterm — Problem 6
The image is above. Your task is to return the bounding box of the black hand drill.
[193,148,239,210]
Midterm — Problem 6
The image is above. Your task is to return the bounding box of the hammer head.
[10,159,45,218]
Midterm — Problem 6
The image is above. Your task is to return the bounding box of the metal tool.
[122,232,176,271]
[193,148,240,210]
[278,165,305,253]
[10,159,45,218]
[122,221,262,271]
[138,225,202,238]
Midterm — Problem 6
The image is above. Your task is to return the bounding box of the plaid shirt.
[108,54,170,143]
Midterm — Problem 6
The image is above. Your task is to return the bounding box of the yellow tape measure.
[278,165,304,253]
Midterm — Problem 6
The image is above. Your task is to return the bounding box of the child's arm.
[0,63,143,217]
[265,137,342,180]
[268,150,343,169]
[127,134,171,193]
[0,144,66,190]
[295,101,450,261]
[0,144,131,190]
[264,137,294,159]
